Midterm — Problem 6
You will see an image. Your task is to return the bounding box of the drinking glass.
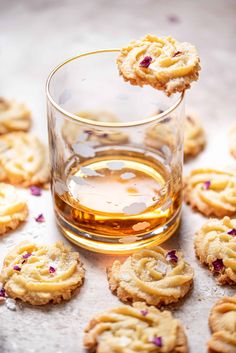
[46,49,185,254]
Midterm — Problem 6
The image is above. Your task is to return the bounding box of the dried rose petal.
[228,229,236,235]
[84,130,93,135]
[139,56,152,68]
[151,336,163,347]
[167,14,180,23]
[0,288,5,297]
[99,133,108,138]
[203,180,211,190]
[140,309,148,316]
[166,250,178,263]
[13,265,21,271]
[30,186,42,196]
[173,51,183,57]
[22,253,32,259]
[35,214,45,223]
[212,259,224,272]
[49,266,56,274]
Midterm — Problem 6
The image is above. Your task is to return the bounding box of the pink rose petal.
[49,266,56,274]
[139,56,152,68]
[30,186,42,196]
[35,214,45,223]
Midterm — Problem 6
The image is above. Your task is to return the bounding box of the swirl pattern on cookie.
[117,34,200,96]
[195,217,236,284]
[208,296,236,353]
[184,169,236,217]
[62,110,128,148]
[0,98,31,134]
[107,247,193,307]
[0,183,28,235]
[229,126,236,159]
[84,302,188,353]
[0,241,85,305]
[0,132,50,187]
[184,111,206,159]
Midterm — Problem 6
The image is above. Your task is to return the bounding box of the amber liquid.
[54,151,181,247]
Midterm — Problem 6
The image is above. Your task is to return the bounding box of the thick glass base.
[56,208,181,254]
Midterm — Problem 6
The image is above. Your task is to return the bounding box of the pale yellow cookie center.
[220,311,236,332]
[197,217,236,276]
[87,305,180,352]
[119,34,199,84]
[0,133,47,181]
[115,248,193,301]
[0,183,27,218]
[188,169,236,213]
[1,242,82,293]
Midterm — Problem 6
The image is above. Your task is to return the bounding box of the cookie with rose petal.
[208,295,236,353]
[117,34,200,96]
[184,111,206,159]
[195,216,236,285]
[107,247,193,307]
[0,241,85,305]
[144,109,206,160]
[62,110,128,148]
[0,98,31,134]
[0,132,50,187]
[184,169,236,217]
[84,302,188,353]
[0,183,28,235]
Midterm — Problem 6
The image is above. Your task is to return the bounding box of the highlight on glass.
[46,49,185,253]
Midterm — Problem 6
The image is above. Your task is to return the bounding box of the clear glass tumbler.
[46,49,185,254]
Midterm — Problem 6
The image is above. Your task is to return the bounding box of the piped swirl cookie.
[145,109,206,160]
[208,296,236,353]
[84,302,188,353]
[117,34,200,96]
[195,217,236,285]
[184,111,206,159]
[184,169,236,217]
[0,183,28,235]
[0,98,31,134]
[0,241,85,305]
[107,247,194,307]
[0,132,50,187]
[62,110,128,148]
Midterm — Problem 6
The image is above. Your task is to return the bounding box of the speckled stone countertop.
[1,0,236,352]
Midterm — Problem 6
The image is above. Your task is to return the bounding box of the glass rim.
[46,49,185,128]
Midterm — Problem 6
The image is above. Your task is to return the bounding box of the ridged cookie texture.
[62,110,128,148]
[0,183,28,235]
[107,247,194,307]
[0,97,31,134]
[84,302,188,353]
[184,169,236,217]
[208,296,236,353]
[117,34,200,96]
[0,241,85,305]
[0,132,50,187]
[195,217,236,284]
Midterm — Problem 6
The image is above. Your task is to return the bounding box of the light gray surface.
[1,0,236,352]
